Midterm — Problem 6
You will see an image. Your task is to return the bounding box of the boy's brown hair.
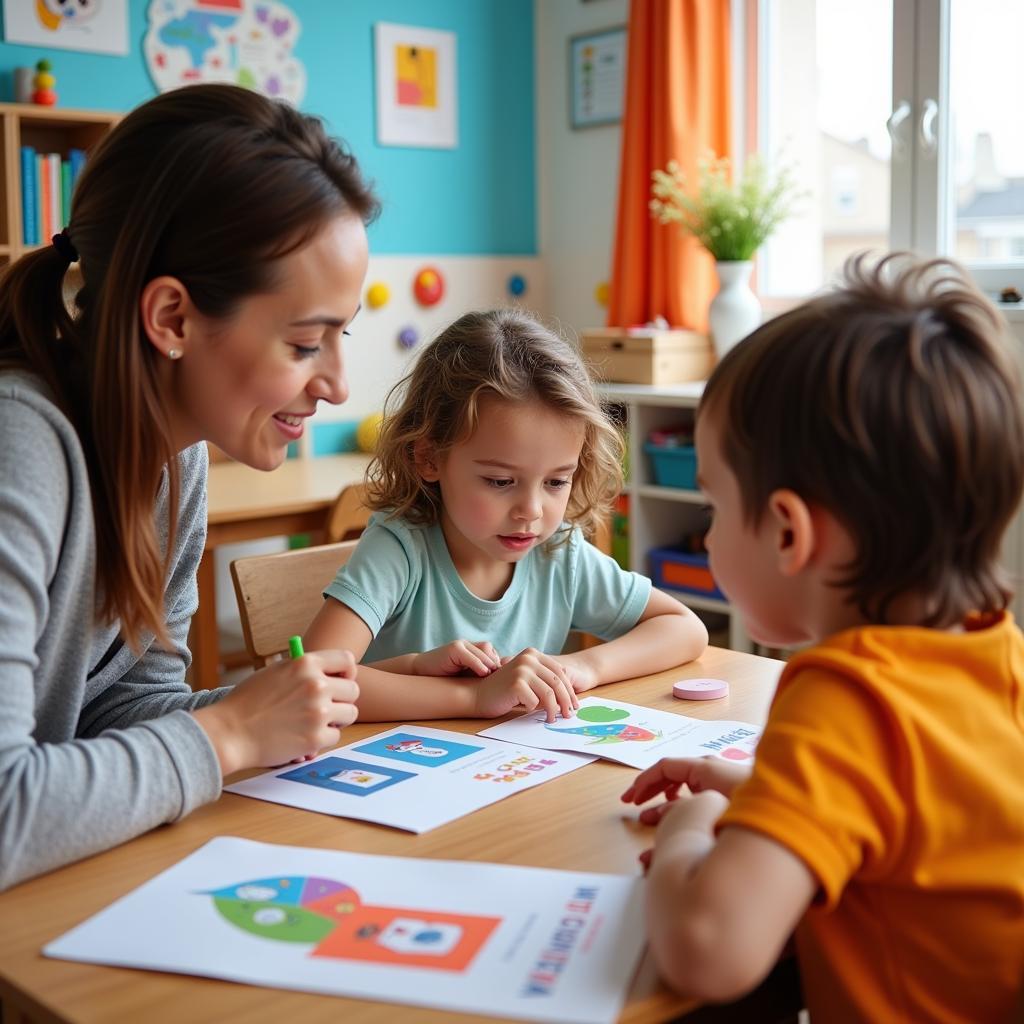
[700,253,1024,627]
[366,308,623,543]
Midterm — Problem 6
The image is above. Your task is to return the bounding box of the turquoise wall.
[0,0,536,255]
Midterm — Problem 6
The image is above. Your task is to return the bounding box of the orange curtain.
[608,0,732,331]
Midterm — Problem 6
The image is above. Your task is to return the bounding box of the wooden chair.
[230,540,358,668]
[324,481,371,543]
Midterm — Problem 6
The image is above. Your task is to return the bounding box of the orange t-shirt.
[719,612,1024,1024]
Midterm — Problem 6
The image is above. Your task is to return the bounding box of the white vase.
[708,260,761,360]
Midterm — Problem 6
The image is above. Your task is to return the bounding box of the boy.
[622,254,1024,1022]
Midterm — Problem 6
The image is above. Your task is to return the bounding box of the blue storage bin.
[644,442,698,489]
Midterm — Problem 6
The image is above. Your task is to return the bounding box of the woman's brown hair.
[0,84,378,649]
[366,309,623,544]
[701,252,1024,627]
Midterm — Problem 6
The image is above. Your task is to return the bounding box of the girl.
[0,84,375,890]
[305,310,708,722]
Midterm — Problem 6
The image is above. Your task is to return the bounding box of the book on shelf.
[20,145,90,246]
[19,146,36,245]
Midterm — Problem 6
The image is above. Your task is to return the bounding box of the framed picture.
[569,25,627,130]
[3,0,128,56]
[374,22,458,149]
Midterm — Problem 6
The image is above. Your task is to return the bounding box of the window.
[754,0,1024,299]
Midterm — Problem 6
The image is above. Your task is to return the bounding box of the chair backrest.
[230,540,358,667]
[324,481,371,543]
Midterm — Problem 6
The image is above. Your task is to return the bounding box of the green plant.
[650,153,801,262]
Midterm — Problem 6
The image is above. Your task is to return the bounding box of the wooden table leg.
[190,548,220,690]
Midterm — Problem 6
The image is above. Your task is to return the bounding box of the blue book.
[20,146,36,245]
[68,147,86,189]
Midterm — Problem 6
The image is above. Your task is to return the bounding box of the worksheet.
[479,697,761,770]
[225,725,595,833]
[45,836,645,1024]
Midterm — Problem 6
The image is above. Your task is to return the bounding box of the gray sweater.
[0,371,228,890]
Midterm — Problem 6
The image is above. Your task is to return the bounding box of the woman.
[0,84,376,889]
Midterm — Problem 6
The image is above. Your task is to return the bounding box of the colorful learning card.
[45,836,645,1024]
[479,697,761,770]
[225,725,595,833]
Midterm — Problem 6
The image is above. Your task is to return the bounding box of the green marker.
[288,635,304,660]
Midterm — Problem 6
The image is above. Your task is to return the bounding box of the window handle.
[886,100,912,157]
[919,98,939,155]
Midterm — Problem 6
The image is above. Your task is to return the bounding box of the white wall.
[534,0,628,337]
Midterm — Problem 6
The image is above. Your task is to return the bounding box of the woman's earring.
[167,348,182,360]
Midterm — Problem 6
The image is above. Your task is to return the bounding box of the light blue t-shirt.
[324,512,652,663]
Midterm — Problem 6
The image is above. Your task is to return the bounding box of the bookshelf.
[0,102,120,269]
[598,382,753,653]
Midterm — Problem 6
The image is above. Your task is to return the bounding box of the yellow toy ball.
[356,412,384,453]
[594,281,610,307]
[366,281,390,309]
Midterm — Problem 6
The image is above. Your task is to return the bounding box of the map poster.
[45,836,646,1024]
[144,0,305,105]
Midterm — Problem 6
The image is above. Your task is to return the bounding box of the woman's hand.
[193,649,359,775]
[621,755,752,821]
[412,640,502,678]
[470,647,580,722]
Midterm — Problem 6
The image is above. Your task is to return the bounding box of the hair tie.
[51,228,78,264]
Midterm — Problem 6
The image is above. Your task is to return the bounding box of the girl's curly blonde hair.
[366,309,623,542]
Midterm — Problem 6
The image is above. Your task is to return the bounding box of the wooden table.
[0,647,783,1024]
[192,454,372,690]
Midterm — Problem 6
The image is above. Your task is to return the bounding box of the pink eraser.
[673,678,729,700]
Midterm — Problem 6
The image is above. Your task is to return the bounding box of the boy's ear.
[766,488,815,577]
[413,439,441,481]
[139,275,194,359]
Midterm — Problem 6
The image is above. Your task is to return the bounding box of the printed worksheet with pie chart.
[225,725,595,833]
[479,697,761,769]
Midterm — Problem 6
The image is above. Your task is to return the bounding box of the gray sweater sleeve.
[0,382,228,890]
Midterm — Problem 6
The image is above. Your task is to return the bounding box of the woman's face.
[165,213,368,470]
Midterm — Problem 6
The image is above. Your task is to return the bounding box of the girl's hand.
[621,756,752,821]
[470,647,580,722]
[193,649,359,775]
[550,654,601,693]
[413,640,502,678]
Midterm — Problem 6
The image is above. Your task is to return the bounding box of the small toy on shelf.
[32,60,57,106]
[999,286,1022,304]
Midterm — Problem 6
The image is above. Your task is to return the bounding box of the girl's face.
[423,396,586,570]
[163,213,368,470]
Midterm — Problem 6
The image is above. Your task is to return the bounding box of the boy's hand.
[621,755,753,816]
[470,648,580,721]
[637,789,730,873]
[413,640,502,678]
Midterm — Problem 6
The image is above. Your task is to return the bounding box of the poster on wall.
[144,0,306,105]
[374,22,457,149]
[2,0,129,56]
[569,26,626,129]
[45,836,646,1024]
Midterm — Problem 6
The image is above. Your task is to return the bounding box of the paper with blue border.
[225,725,595,833]
[479,696,762,769]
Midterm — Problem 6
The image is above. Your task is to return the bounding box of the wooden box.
[579,328,713,385]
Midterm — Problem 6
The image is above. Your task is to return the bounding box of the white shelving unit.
[599,382,752,652]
